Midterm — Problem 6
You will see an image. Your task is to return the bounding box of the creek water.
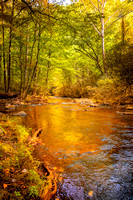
[14,97,133,200]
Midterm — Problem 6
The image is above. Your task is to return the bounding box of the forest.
[0,0,133,103]
[0,0,133,199]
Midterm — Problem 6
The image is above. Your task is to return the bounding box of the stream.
[14,97,133,200]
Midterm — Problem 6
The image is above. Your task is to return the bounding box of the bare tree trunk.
[121,16,125,44]
[25,23,37,93]
[45,51,51,86]
[7,0,14,93]
[23,23,41,99]
[23,27,29,94]
[2,3,7,93]
[0,46,2,87]
[33,68,40,95]
[101,0,107,76]
[19,44,23,94]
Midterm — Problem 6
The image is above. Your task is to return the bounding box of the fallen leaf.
[4,169,10,174]
[3,184,8,189]
[88,190,94,197]
[59,177,63,181]
[12,179,16,183]
[21,169,28,173]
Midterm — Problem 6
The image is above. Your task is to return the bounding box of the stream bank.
[0,116,57,200]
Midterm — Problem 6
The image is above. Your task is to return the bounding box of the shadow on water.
[14,97,133,200]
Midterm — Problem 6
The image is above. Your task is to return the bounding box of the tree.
[77,0,133,75]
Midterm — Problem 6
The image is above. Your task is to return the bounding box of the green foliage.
[107,44,133,87]
[28,185,39,197]
[0,117,48,200]
[0,0,132,100]
[93,77,133,104]
[54,82,94,98]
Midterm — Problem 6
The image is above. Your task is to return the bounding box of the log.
[0,93,19,99]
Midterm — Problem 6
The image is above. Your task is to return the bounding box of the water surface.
[15,97,133,200]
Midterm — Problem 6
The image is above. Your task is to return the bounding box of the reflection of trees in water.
[21,107,39,136]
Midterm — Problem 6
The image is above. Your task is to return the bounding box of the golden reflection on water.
[15,98,133,199]
[19,98,127,157]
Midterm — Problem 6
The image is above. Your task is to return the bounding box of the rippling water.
[15,97,133,200]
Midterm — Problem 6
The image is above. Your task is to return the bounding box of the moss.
[0,116,53,200]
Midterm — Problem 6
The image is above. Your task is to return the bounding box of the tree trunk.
[101,0,107,76]
[25,23,37,93]
[7,0,14,93]
[19,44,23,94]
[121,16,125,44]
[46,51,51,86]
[2,3,7,93]
[23,23,41,99]
[0,48,2,87]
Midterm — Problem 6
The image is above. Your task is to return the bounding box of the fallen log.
[0,93,19,99]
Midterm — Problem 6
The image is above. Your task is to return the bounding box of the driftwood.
[33,128,42,138]
[28,128,42,144]
[40,163,57,200]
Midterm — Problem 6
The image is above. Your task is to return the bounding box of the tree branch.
[105,11,133,30]
[90,22,101,35]
[13,6,27,20]
[105,9,120,24]
[89,0,99,12]
[21,0,34,13]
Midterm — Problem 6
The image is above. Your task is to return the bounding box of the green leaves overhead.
[0,0,132,96]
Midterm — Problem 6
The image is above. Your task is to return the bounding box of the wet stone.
[100,144,116,151]
[57,179,85,200]
[12,111,27,116]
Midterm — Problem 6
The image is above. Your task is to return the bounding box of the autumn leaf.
[4,169,10,174]
[3,184,8,189]
[88,190,94,197]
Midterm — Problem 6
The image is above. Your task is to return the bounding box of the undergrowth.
[0,116,53,200]
[53,79,133,105]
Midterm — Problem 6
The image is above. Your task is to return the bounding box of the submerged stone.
[12,111,27,116]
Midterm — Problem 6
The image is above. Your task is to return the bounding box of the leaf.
[88,190,94,197]
[4,169,10,174]
[3,184,8,189]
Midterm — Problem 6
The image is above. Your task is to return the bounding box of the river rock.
[13,111,27,116]
[126,106,133,110]
[90,103,99,107]
[58,179,85,200]
[5,104,15,110]
[116,111,133,115]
